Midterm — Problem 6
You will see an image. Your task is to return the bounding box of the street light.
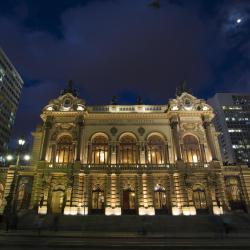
[24,154,31,161]
[6,155,13,161]
[4,137,28,215]
[18,138,25,146]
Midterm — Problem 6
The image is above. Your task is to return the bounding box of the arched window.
[193,185,207,210]
[90,135,109,164]
[154,184,167,210]
[146,135,167,164]
[55,136,74,164]
[0,184,4,208]
[182,135,201,163]
[225,177,245,211]
[119,135,138,164]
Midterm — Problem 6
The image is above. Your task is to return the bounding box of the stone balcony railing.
[43,162,217,172]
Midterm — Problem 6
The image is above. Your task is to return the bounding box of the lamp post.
[4,138,30,214]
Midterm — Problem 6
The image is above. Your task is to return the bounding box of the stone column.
[76,117,84,161]
[40,117,52,161]
[115,174,121,209]
[137,174,144,215]
[83,174,89,215]
[215,173,229,213]
[170,117,182,161]
[140,142,146,164]
[106,173,121,215]
[172,172,183,215]
[70,174,80,215]
[105,173,112,215]
[203,117,217,161]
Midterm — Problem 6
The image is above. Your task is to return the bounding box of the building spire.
[61,80,77,97]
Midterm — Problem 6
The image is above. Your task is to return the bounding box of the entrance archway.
[91,187,105,214]
[51,190,65,214]
[193,185,209,214]
[122,189,136,214]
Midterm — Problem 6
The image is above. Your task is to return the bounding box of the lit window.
[182,135,202,163]
[90,135,109,164]
[146,135,167,164]
[119,135,137,164]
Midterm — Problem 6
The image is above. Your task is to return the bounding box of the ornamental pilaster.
[40,116,53,161]
[170,116,182,161]
[203,116,217,161]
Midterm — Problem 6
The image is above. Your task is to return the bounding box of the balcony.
[44,162,214,172]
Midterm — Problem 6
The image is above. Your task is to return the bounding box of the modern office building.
[208,93,250,164]
[0,48,24,162]
[1,84,250,216]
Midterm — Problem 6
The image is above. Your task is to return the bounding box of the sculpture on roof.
[61,80,77,97]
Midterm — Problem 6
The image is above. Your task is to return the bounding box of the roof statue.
[136,96,143,105]
[61,80,77,97]
[110,96,118,105]
[176,80,191,96]
[148,0,161,9]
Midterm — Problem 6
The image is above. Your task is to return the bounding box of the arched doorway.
[122,188,136,215]
[192,185,209,214]
[225,177,246,212]
[50,190,65,214]
[91,187,104,214]
[154,184,168,214]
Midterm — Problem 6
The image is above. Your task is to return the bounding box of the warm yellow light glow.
[193,154,198,163]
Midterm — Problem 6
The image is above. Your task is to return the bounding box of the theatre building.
[1,84,250,216]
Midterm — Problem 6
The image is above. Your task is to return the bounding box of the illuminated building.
[208,93,250,164]
[1,83,250,216]
[0,48,24,162]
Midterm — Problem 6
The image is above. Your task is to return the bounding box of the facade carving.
[1,87,250,216]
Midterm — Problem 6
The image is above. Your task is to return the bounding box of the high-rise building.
[0,48,24,162]
[208,93,250,164]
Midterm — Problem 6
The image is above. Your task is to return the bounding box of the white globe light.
[6,155,13,161]
[24,155,31,161]
[237,18,242,24]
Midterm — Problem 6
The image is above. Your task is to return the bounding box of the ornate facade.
[1,85,250,216]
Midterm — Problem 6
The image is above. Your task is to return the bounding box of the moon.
[236,18,242,24]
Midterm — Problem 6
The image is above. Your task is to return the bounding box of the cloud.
[1,0,248,139]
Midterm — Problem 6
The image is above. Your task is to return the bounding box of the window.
[146,135,167,164]
[119,135,138,164]
[90,135,109,164]
[55,136,74,164]
[182,135,201,163]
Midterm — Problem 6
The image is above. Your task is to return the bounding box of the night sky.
[0,0,250,143]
